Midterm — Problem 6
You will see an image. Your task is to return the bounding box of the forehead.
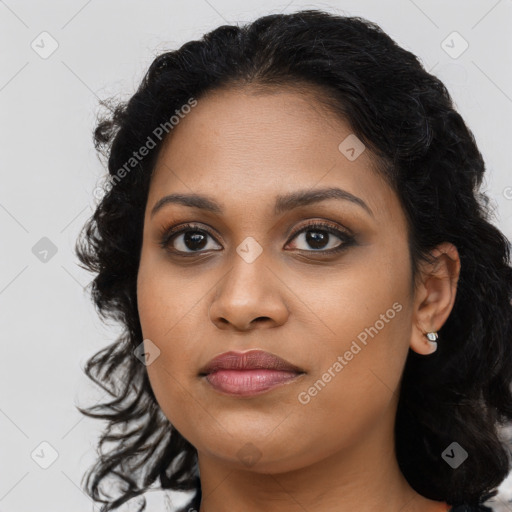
[148,86,397,224]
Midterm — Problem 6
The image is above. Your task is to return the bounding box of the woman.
[75,9,512,512]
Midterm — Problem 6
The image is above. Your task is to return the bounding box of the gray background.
[1,0,511,511]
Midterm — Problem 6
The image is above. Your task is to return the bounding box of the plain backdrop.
[1,1,512,511]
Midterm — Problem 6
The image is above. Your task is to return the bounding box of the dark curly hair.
[75,8,512,512]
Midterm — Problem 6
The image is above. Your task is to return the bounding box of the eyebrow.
[150,186,374,219]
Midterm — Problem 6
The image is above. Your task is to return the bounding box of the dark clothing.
[449,504,494,511]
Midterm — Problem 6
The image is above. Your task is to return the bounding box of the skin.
[136,85,461,512]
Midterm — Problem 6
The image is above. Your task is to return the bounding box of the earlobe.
[411,329,439,355]
[409,242,461,356]
[424,331,439,354]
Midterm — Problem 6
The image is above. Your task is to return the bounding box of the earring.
[425,331,438,353]
[426,332,438,342]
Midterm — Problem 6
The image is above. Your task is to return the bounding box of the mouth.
[199,349,306,397]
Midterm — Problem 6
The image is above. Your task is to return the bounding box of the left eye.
[287,225,347,251]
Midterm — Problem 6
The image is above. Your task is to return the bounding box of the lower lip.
[204,369,303,396]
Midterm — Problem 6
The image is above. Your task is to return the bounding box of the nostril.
[252,317,271,324]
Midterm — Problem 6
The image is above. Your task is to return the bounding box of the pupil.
[306,230,328,249]
[185,231,207,250]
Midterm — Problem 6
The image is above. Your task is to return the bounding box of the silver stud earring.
[426,332,438,342]
[425,331,438,353]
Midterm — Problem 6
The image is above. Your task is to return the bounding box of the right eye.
[159,223,222,255]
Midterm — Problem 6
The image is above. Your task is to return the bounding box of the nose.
[208,257,290,331]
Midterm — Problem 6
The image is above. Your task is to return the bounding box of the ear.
[410,242,461,355]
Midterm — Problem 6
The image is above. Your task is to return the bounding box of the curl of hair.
[75,9,512,511]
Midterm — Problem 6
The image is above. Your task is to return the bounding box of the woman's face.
[137,86,423,473]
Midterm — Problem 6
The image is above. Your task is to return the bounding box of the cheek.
[294,249,411,429]
[292,305,411,465]
[139,317,202,444]
[137,247,207,341]
[136,253,211,437]
[304,241,411,357]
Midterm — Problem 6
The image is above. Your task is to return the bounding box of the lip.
[199,350,305,397]
[199,349,304,375]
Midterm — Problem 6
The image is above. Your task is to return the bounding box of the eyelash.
[158,220,355,257]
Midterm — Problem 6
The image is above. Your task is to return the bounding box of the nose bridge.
[209,242,289,329]
[219,241,270,307]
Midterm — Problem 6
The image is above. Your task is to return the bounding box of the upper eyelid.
[165,222,223,241]
[287,220,350,238]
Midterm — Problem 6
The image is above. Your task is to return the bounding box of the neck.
[196,401,445,512]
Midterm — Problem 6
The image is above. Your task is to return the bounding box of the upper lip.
[199,349,305,375]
